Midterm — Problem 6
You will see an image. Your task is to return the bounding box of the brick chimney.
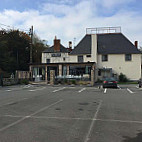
[54,36,60,52]
[67,41,72,52]
[134,41,138,48]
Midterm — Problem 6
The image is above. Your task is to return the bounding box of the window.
[86,55,91,58]
[125,54,132,61]
[46,59,50,63]
[63,57,65,61]
[98,69,101,76]
[62,66,67,76]
[102,55,108,61]
[78,56,83,62]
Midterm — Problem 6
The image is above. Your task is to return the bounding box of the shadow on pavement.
[123,131,142,142]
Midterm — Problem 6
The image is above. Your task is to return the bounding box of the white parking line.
[127,88,134,94]
[104,88,107,94]
[29,87,46,92]
[0,99,63,132]
[84,100,103,142]
[29,90,35,92]
[118,86,121,89]
[96,118,142,124]
[5,90,12,92]
[52,87,66,93]
[78,88,86,93]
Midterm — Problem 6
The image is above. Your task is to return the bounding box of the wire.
[0,22,29,32]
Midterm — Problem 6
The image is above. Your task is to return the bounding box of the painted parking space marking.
[29,87,46,92]
[3,115,142,125]
[0,99,63,132]
[96,118,142,124]
[127,88,134,94]
[78,88,86,93]
[5,90,12,92]
[52,87,66,93]
[84,100,103,142]
[104,88,107,94]
[118,86,121,89]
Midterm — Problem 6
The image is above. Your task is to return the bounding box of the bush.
[71,80,76,85]
[20,79,29,85]
[64,79,68,84]
[119,73,128,82]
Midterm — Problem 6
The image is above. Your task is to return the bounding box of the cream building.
[31,27,141,82]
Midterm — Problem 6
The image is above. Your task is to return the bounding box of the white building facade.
[31,27,141,82]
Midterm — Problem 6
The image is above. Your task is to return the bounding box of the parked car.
[103,77,118,88]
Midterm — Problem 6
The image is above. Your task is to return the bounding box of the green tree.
[0,29,48,77]
[32,33,48,63]
[0,30,30,76]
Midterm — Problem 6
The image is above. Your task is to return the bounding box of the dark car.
[103,77,118,88]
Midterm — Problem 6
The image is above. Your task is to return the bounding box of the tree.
[0,29,48,77]
[0,30,30,76]
[32,33,48,63]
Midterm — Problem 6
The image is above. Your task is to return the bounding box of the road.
[0,84,142,142]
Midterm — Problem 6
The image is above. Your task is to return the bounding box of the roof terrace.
[86,27,121,35]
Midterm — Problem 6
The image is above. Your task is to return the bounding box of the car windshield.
[104,77,116,81]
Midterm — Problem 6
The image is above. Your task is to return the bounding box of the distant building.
[29,27,141,83]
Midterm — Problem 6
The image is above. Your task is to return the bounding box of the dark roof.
[97,33,141,54]
[70,35,91,55]
[70,33,141,55]
[43,44,69,53]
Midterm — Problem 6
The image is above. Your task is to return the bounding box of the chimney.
[68,41,72,52]
[69,41,72,49]
[54,36,60,52]
[134,41,138,48]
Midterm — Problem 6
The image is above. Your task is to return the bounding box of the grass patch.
[118,81,138,85]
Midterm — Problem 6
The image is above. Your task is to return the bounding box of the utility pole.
[29,26,33,63]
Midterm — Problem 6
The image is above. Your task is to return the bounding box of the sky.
[0,0,142,47]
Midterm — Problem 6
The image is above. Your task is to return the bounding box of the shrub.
[119,73,128,82]
[64,79,68,84]
[20,79,29,85]
[71,80,76,85]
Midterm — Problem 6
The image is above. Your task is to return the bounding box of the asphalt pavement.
[0,84,142,142]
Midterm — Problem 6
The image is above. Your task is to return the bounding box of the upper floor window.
[78,55,83,63]
[102,55,108,61]
[125,54,132,61]
[46,59,50,63]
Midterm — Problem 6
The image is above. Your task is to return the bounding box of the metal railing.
[86,27,121,35]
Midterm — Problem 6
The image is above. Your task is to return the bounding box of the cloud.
[99,0,135,9]
[0,0,142,47]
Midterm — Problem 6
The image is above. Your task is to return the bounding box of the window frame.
[125,54,132,61]
[102,54,108,62]
[78,55,84,63]
[46,59,50,63]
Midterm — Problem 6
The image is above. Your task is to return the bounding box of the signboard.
[51,53,61,57]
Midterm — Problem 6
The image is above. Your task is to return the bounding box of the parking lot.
[0,84,142,142]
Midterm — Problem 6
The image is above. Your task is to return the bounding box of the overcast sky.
[0,0,142,47]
